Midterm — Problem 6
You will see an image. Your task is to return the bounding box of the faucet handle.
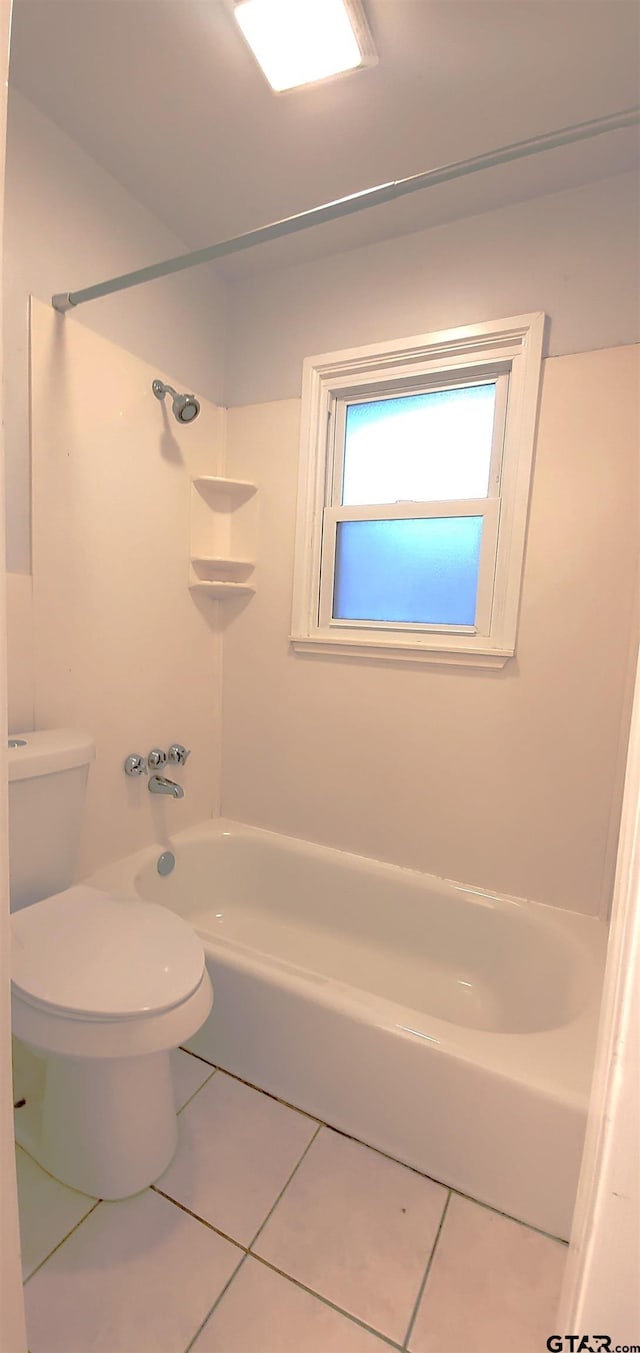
[148,748,167,769]
[168,744,190,766]
[124,754,147,777]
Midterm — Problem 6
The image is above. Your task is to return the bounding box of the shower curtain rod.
[51,106,639,314]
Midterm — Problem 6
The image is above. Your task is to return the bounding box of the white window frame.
[290,312,545,668]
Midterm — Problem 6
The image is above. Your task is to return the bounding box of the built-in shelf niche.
[189,475,257,599]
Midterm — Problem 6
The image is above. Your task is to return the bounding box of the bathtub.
[87,819,607,1240]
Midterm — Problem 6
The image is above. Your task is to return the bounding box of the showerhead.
[152,379,200,424]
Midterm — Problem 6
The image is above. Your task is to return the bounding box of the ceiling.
[8,0,640,276]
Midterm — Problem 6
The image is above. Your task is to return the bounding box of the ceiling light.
[233,0,377,93]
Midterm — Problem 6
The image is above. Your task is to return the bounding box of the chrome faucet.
[148,774,184,799]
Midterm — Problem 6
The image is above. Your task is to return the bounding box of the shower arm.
[51,105,640,314]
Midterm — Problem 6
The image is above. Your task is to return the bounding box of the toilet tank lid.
[8,730,95,782]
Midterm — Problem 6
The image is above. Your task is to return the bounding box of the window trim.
[290,312,545,668]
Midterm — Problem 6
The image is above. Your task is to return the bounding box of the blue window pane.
[333,517,483,625]
[343,384,496,505]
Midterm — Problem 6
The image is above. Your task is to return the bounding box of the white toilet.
[9,729,213,1199]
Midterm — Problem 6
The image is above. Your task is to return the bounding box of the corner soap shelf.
[189,476,257,599]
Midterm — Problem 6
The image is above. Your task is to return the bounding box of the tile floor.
[17,1049,567,1353]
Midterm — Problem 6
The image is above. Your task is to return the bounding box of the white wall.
[30,299,224,877]
[5,570,31,732]
[560,658,640,1341]
[0,3,28,1347]
[3,90,229,575]
[225,172,639,407]
[222,346,639,916]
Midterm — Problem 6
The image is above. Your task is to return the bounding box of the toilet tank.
[8,730,95,911]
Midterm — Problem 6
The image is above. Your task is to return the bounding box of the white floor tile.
[16,1147,96,1280]
[192,1257,392,1353]
[254,1126,448,1344]
[408,1193,566,1353]
[24,1187,243,1353]
[157,1071,318,1245]
[171,1048,215,1111]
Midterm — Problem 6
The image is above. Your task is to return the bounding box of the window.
[291,313,545,667]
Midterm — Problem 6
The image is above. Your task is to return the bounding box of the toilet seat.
[11,884,205,1021]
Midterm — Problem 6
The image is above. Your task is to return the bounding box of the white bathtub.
[87,819,607,1239]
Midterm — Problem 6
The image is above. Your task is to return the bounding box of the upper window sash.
[328,373,509,509]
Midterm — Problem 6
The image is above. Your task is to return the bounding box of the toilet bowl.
[12,884,213,1198]
[9,731,213,1200]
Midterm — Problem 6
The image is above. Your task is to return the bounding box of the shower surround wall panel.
[30,298,224,876]
[221,346,639,917]
[4,90,228,575]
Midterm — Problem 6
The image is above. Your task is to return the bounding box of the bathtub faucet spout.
[148,774,184,799]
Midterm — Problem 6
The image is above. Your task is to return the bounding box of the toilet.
[9,729,213,1199]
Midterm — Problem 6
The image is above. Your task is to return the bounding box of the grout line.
[185,1058,567,1243]
[402,1189,451,1351]
[158,1124,397,1349]
[446,1183,569,1245]
[151,1186,248,1253]
[248,1121,322,1252]
[176,1067,217,1116]
[206,1062,322,1125]
[314,1118,457,1189]
[247,1252,403,1350]
[22,1199,102,1285]
[183,1251,250,1353]
[324,1119,569,1243]
[178,1046,219,1069]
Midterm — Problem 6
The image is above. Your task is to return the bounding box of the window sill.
[290,633,513,668]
